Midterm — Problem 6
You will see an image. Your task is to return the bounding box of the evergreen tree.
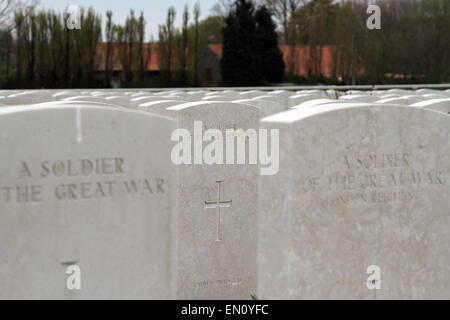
[255,5,285,83]
[221,0,262,86]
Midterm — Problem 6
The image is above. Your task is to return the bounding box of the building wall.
[196,46,222,87]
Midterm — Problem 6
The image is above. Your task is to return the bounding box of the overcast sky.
[38,0,220,41]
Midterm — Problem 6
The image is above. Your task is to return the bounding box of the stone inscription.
[203,124,238,132]
[295,153,446,208]
[190,277,243,289]
[1,157,166,204]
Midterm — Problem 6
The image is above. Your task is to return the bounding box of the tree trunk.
[105,41,112,87]
[29,16,36,86]
[5,34,11,82]
[194,21,198,84]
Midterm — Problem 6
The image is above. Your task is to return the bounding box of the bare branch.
[0,0,38,31]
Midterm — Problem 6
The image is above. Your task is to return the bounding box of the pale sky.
[38,0,221,41]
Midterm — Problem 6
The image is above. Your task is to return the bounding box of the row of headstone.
[2,88,449,114]
[0,88,449,299]
[336,89,450,114]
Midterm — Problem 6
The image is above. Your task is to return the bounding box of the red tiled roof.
[95,42,335,77]
[96,42,159,72]
[207,44,334,78]
[208,44,223,58]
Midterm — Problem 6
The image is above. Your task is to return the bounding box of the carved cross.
[204,180,232,242]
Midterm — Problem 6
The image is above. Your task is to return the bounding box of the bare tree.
[211,0,234,17]
[265,0,304,75]
[2,29,12,81]
[0,0,37,31]
[265,0,303,45]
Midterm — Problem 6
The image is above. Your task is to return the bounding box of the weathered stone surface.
[411,98,450,114]
[0,103,176,299]
[259,104,450,299]
[165,101,260,300]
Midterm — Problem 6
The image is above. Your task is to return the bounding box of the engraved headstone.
[0,103,175,299]
[164,101,260,299]
[259,104,450,299]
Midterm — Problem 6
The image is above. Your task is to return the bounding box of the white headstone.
[339,95,379,103]
[259,104,450,299]
[288,94,328,107]
[233,98,284,118]
[0,103,176,299]
[138,100,185,116]
[202,95,238,101]
[266,90,295,109]
[239,90,265,99]
[375,95,424,105]
[411,98,450,114]
[0,91,52,105]
[291,99,341,108]
[165,101,260,299]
